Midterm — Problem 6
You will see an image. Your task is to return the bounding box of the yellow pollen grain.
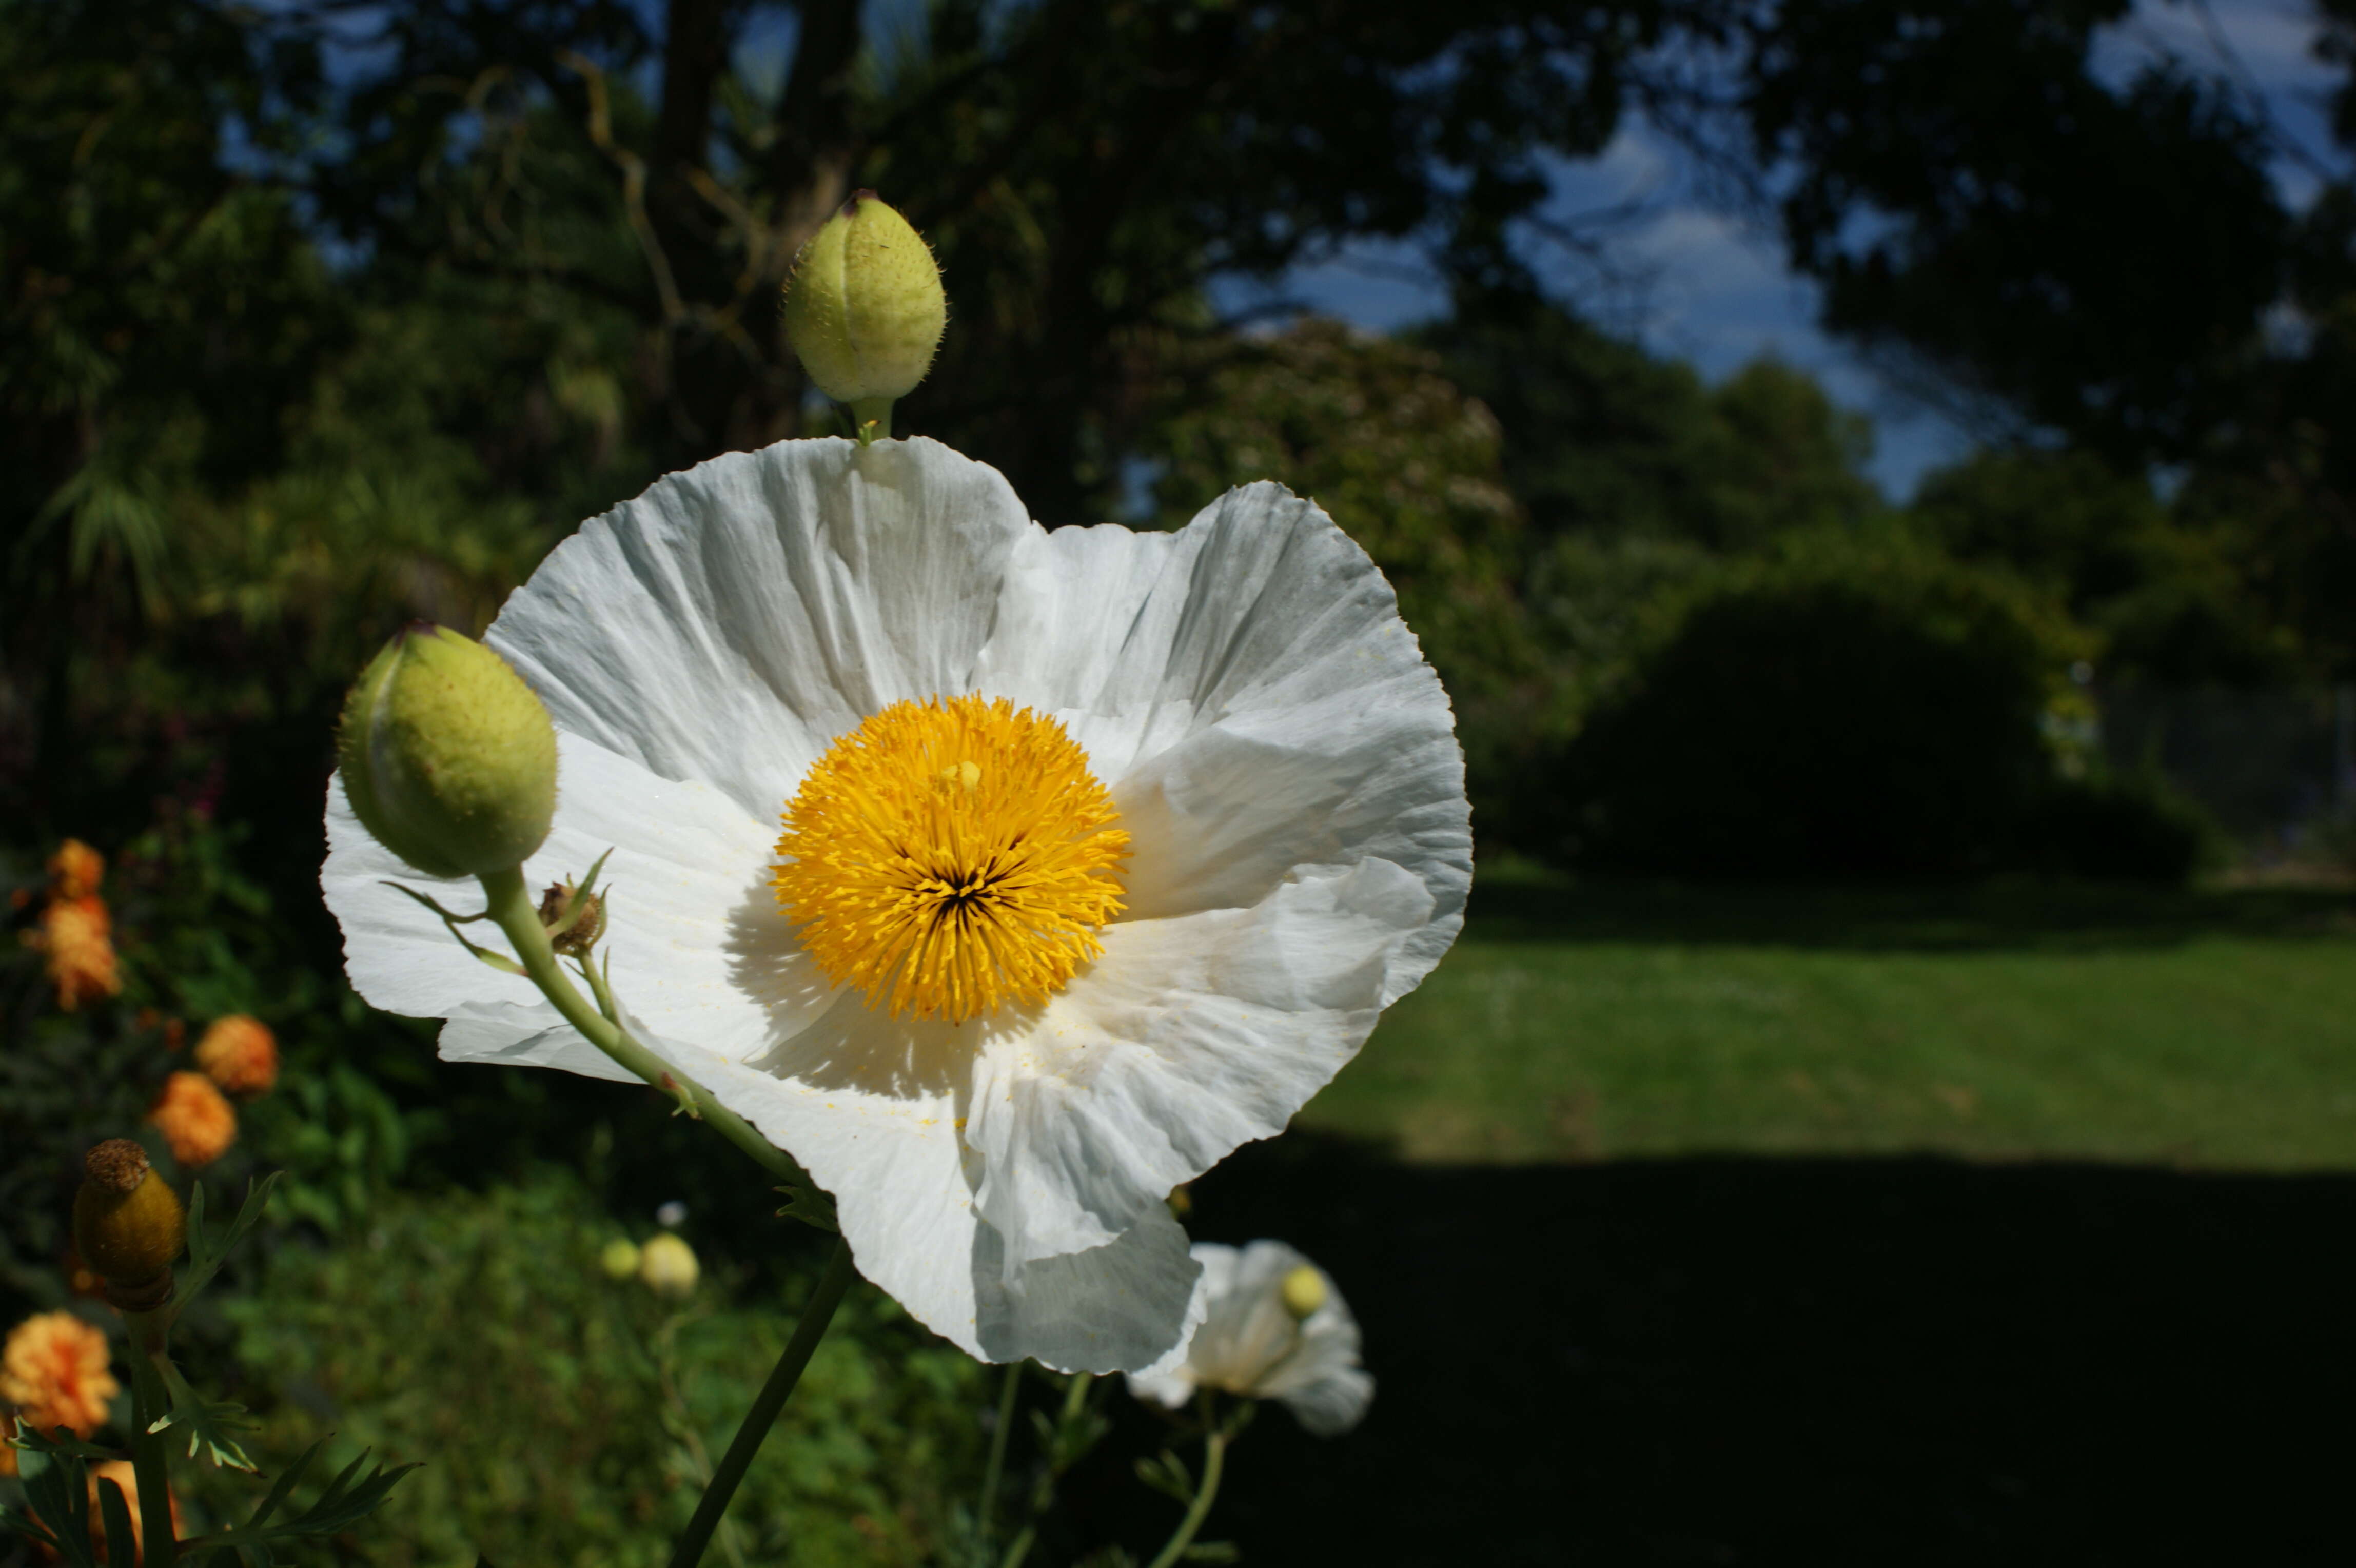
[773,694,1130,1023]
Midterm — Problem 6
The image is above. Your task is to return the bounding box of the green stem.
[998,1371,1092,1568]
[477,868,827,1217]
[848,397,894,442]
[976,1361,1022,1556]
[1143,1395,1227,1568]
[123,1315,176,1567]
[666,1239,857,1568]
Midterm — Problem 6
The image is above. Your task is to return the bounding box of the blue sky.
[1209,0,2349,500]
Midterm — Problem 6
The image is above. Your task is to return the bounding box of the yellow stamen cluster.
[774,695,1130,1023]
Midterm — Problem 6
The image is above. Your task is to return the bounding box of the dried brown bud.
[539,879,606,958]
[73,1141,186,1311]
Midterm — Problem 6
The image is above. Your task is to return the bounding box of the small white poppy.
[1128,1241,1372,1436]
[322,438,1468,1373]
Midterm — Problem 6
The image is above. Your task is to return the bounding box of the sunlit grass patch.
[1307,877,2356,1169]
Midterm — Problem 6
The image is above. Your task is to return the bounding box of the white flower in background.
[322,437,1469,1373]
[1128,1241,1372,1436]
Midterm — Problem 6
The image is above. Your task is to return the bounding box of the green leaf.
[10,1422,120,1462]
[1180,1545,1239,1564]
[1133,1449,1193,1503]
[0,1503,66,1556]
[153,1355,262,1470]
[94,1474,138,1568]
[242,1436,328,1533]
[10,1433,99,1567]
[179,1446,421,1554]
[172,1171,283,1312]
[773,1181,839,1233]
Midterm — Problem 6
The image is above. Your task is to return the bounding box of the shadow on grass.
[1066,1134,2351,1567]
[1467,874,2356,953]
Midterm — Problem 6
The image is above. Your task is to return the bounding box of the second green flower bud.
[781,191,947,433]
[338,624,558,879]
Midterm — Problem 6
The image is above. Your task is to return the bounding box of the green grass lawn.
[1304,875,2356,1169]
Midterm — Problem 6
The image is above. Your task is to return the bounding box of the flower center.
[773,694,1131,1023]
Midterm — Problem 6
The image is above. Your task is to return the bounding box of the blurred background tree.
[11,0,2356,878]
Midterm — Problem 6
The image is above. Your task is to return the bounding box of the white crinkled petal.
[487,436,1034,821]
[963,858,1437,1266]
[1273,1348,1375,1437]
[951,484,1468,1267]
[688,992,1208,1370]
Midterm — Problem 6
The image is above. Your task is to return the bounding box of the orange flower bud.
[28,895,122,1011]
[47,839,106,900]
[193,1015,278,1097]
[147,1072,236,1168]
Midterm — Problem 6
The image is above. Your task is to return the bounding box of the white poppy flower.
[322,437,1468,1373]
[1127,1241,1372,1435]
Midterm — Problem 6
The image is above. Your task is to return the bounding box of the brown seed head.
[84,1139,149,1195]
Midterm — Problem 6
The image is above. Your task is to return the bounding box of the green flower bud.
[599,1238,642,1280]
[1279,1264,1327,1321]
[73,1140,185,1312]
[337,624,558,879]
[639,1232,699,1299]
[781,191,947,422]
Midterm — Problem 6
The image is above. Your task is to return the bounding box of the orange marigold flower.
[48,839,106,900]
[148,1072,237,1168]
[28,895,123,1011]
[87,1458,184,1564]
[1,1410,17,1479]
[193,1015,278,1097]
[0,1311,117,1439]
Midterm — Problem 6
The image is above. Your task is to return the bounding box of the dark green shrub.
[2017,769,2223,883]
[1563,540,2082,879]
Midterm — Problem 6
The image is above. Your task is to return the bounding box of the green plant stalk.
[849,397,893,442]
[665,1239,858,1568]
[999,1371,1095,1568]
[123,1311,177,1567]
[476,868,822,1206]
[1143,1394,1228,1568]
[976,1360,1022,1556]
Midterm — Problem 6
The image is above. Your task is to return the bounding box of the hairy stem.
[666,1240,858,1568]
[122,1316,176,1567]
[1143,1394,1228,1568]
[976,1360,1023,1555]
[476,867,827,1217]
